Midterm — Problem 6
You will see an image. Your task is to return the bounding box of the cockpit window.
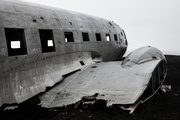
[125,40,128,46]
[5,28,27,56]
[119,34,122,43]
[122,30,127,40]
[39,29,55,53]
[121,32,123,36]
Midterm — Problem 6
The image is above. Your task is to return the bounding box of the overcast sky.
[23,0,180,55]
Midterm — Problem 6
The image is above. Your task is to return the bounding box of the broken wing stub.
[38,46,167,114]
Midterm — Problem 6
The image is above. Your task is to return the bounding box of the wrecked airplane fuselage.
[0,0,166,113]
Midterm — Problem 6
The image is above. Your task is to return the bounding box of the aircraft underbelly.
[39,60,161,108]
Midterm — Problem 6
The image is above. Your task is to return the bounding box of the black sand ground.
[0,55,180,120]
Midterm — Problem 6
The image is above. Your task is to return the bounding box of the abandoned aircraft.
[0,0,167,113]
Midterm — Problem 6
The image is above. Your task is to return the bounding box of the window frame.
[82,32,90,41]
[106,34,111,41]
[64,32,74,42]
[5,28,27,56]
[95,33,101,41]
[39,29,56,53]
[114,34,118,41]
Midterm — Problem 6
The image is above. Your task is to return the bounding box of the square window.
[106,34,111,41]
[95,33,101,41]
[64,32,74,42]
[114,34,117,41]
[82,32,89,41]
[5,28,27,56]
[39,29,55,53]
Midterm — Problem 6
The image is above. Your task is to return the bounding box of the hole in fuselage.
[33,19,36,23]
[92,66,97,68]
[69,22,72,25]
[80,61,85,66]
[40,17,44,20]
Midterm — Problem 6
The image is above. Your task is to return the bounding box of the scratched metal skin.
[39,46,167,109]
[0,0,127,106]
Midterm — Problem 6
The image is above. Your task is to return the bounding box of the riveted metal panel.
[77,22,95,32]
[0,0,33,7]
[57,30,65,44]
[12,4,32,14]
[65,43,77,53]
[39,8,55,17]
[58,44,65,54]
[51,17,62,29]
[70,12,86,22]
[37,9,62,29]
[76,43,83,52]
[2,82,16,104]
[54,10,72,20]
[92,43,98,51]
[88,31,96,42]
[25,29,41,55]
[23,6,42,16]
[70,21,79,31]
[60,20,76,31]
[2,13,26,28]
[95,42,104,53]
[82,42,93,51]
[23,15,36,28]
[37,16,52,29]
[53,29,62,52]
[0,58,5,76]
[16,1,39,8]
[86,22,96,32]
[0,2,17,13]
[100,33,107,42]
[96,24,107,33]
[73,31,82,43]
[0,28,8,56]
[0,13,3,28]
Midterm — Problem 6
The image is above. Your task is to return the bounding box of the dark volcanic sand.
[0,55,180,120]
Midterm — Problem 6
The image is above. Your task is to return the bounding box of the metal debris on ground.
[161,85,172,92]
[4,105,18,110]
